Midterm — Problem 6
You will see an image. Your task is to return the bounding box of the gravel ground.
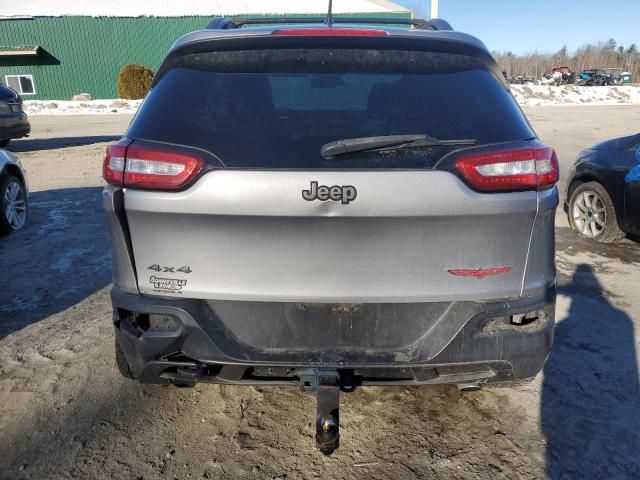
[1,107,640,479]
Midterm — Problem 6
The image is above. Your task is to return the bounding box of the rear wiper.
[321,134,477,159]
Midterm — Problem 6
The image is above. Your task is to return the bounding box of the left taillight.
[102,143,205,190]
[455,146,559,192]
[102,144,126,186]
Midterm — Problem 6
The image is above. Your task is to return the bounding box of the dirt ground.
[1,107,640,479]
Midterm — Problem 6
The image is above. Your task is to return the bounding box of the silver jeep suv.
[103,17,559,453]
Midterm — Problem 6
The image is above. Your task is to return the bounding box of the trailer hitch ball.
[298,369,342,455]
[316,412,340,455]
[319,414,338,434]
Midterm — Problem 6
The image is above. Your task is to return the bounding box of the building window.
[5,75,36,95]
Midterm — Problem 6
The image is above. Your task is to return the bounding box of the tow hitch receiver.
[299,369,342,455]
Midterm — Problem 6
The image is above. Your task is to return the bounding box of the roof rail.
[205,17,453,31]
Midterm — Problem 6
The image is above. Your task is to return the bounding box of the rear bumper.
[0,114,30,140]
[111,287,555,386]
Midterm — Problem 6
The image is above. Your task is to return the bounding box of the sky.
[397,0,639,54]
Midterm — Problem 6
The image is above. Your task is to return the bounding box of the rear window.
[128,49,534,169]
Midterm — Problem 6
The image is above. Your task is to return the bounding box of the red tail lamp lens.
[455,146,559,192]
[102,143,204,190]
[102,145,126,186]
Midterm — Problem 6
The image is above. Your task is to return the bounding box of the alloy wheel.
[572,190,605,238]
[3,180,27,230]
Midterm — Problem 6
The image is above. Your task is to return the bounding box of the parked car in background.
[0,148,29,235]
[606,68,625,85]
[103,16,560,454]
[0,83,30,147]
[566,133,640,242]
[576,69,611,86]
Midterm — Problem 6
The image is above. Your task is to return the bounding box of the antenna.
[327,0,334,25]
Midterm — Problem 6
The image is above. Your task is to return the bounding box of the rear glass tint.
[128,49,534,169]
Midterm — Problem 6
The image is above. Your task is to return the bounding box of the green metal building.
[0,1,411,100]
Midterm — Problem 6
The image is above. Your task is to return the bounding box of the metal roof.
[0,45,40,56]
[0,0,411,18]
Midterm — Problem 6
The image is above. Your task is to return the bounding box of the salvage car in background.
[606,68,625,86]
[0,83,30,147]
[566,133,640,242]
[0,148,29,235]
[543,66,575,86]
[576,69,611,86]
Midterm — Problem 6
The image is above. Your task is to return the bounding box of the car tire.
[0,174,28,236]
[115,337,136,380]
[568,181,625,243]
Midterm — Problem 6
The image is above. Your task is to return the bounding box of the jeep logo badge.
[302,181,357,205]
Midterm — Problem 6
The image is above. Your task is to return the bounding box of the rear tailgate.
[121,41,539,303]
[125,169,536,302]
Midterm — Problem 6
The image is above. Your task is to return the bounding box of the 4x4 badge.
[302,181,357,205]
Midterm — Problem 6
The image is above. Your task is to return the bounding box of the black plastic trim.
[111,287,555,384]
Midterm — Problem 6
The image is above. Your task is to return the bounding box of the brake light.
[273,28,388,36]
[455,146,559,192]
[102,143,204,190]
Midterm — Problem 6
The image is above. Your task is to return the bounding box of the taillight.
[103,145,126,186]
[455,146,559,192]
[102,143,204,190]
[273,28,388,36]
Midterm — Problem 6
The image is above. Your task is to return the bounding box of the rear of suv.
[103,17,558,453]
[0,83,30,147]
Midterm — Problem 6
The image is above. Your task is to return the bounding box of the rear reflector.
[455,146,559,192]
[273,28,388,36]
[102,143,204,190]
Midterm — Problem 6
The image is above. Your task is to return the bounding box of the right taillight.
[102,142,204,190]
[455,146,559,192]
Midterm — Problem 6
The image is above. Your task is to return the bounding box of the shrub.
[117,64,154,100]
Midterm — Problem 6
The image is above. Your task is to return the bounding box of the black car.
[576,69,611,87]
[0,83,30,147]
[566,133,640,242]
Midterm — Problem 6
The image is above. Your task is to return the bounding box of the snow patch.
[50,247,96,273]
[36,208,71,236]
[0,296,40,313]
[25,99,142,116]
[511,85,640,107]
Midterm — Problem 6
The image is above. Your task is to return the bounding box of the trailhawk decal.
[302,181,357,205]
[150,276,188,293]
[447,267,512,279]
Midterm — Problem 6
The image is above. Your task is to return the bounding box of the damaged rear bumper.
[111,287,555,387]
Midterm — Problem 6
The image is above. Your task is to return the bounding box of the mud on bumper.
[111,288,555,387]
